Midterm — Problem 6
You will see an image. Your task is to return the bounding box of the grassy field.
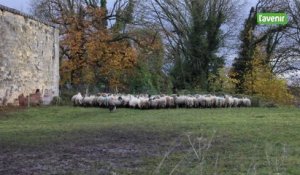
[0,106,300,174]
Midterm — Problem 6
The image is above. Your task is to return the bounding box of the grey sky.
[0,0,258,14]
[0,0,118,13]
[0,0,31,12]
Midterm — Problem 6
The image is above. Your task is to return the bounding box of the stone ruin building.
[0,4,59,106]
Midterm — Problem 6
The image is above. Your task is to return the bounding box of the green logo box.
[257,13,288,25]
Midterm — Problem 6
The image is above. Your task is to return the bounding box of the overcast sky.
[0,0,31,12]
[0,0,258,14]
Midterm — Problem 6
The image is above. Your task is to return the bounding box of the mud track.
[0,129,186,174]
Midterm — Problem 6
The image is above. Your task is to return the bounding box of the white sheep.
[211,95,217,108]
[166,96,175,108]
[204,95,213,108]
[225,95,234,108]
[215,96,226,108]
[120,94,130,107]
[71,93,79,106]
[139,97,150,109]
[71,92,83,106]
[82,95,96,107]
[71,92,252,110]
[129,95,141,109]
[111,95,123,107]
[97,95,109,107]
[196,95,206,108]
[242,97,251,107]
[232,97,239,107]
[185,96,195,108]
[175,95,186,108]
[157,96,167,109]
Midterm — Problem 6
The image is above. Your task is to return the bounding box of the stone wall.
[0,5,59,106]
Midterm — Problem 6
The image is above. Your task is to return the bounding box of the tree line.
[30,0,300,104]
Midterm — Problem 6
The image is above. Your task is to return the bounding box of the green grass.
[0,106,300,174]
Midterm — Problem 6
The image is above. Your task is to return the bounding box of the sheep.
[71,94,77,106]
[196,95,206,108]
[82,96,89,107]
[90,96,97,107]
[193,95,201,108]
[232,98,239,107]
[232,97,244,107]
[193,98,199,108]
[108,95,123,107]
[238,98,244,107]
[71,92,252,110]
[157,96,167,109]
[215,97,221,108]
[71,92,83,106]
[76,94,84,106]
[140,97,150,109]
[210,95,217,108]
[204,95,213,108]
[107,95,123,112]
[97,95,109,107]
[242,97,251,107]
[185,96,195,108]
[129,95,141,109]
[108,98,116,112]
[121,94,130,107]
[149,97,159,109]
[82,95,96,107]
[166,95,175,108]
[174,95,186,108]
[92,95,99,107]
[225,95,234,108]
[215,96,226,108]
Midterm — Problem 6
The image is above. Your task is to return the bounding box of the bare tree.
[135,0,241,90]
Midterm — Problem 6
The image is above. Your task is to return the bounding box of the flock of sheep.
[71,93,251,111]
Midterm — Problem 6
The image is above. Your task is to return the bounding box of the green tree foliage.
[170,49,187,90]
[189,0,225,91]
[230,7,257,93]
[126,29,171,94]
[112,0,135,32]
[208,68,238,93]
[164,0,229,91]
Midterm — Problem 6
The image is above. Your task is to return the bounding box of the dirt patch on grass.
[0,128,188,174]
[0,106,27,118]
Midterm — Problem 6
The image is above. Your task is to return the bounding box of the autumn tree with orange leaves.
[31,0,168,93]
[60,6,137,92]
[32,0,139,92]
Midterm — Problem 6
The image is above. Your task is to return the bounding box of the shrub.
[51,96,63,106]
[243,47,294,105]
[208,68,238,94]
